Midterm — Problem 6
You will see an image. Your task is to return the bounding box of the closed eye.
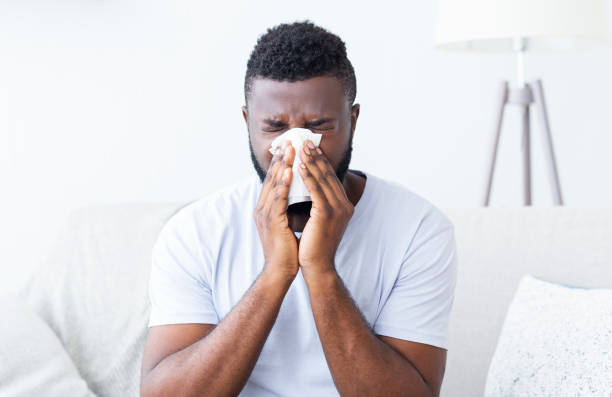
[311,127,334,133]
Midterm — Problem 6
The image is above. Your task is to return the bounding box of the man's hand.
[297,139,354,278]
[254,140,299,283]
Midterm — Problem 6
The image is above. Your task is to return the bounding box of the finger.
[306,141,348,200]
[298,163,334,218]
[256,153,282,210]
[297,154,332,212]
[270,166,292,217]
[256,141,289,210]
[283,141,295,169]
[298,141,344,206]
[264,143,295,219]
[263,143,292,217]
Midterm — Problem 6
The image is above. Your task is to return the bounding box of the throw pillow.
[484,273,612,396]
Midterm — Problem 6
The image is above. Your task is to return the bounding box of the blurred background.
[1,0,611,293]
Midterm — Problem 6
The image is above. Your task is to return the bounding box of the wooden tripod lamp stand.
[433,0,609,206]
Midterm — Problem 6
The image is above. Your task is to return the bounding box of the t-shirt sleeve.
[147,211,219,327]
[372,209,458,349]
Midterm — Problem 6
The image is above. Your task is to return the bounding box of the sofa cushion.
[0,293,95,396]
[19,202,186,397]
[484,273,612,396]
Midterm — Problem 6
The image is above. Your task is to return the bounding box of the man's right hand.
[254,140,299,283]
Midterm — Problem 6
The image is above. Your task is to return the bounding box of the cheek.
[251,134,272,153]
[318,140,341,166]
[320,127,351,164]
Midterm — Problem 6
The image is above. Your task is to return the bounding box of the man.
[140,20,457,397]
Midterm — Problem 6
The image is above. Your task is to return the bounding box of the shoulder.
[369,176,457,281]
[367,172,454,232]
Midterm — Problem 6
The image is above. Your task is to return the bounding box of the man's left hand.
[297,139,355,278]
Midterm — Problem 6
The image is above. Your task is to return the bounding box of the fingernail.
[307,141,315,150]
[304,144,310,155]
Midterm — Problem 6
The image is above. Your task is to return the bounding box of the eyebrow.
[262,118,335,127]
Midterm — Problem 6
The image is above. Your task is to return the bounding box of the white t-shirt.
[148,169,458,396]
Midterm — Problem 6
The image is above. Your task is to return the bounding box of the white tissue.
[268,127,323,206]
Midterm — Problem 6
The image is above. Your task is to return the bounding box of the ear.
[241,105,248,124]
[350,103,360,135]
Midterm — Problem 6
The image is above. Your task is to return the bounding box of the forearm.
[304,269,433,397]
[142,270,293,397]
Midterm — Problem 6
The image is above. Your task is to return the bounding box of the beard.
[248,131,354,217]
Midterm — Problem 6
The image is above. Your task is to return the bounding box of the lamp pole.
[512,36,533,205]
[482,37,564,206]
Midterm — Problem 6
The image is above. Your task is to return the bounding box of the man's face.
[242,75,360,189]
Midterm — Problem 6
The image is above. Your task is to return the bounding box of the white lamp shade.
[434,0,610,51]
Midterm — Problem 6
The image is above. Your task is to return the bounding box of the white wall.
[1,0,611,293]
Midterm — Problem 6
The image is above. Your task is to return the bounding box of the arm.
[303,270,445,397]
[142,141,300,396]
[296,140,448,396]
[140,270,293,397]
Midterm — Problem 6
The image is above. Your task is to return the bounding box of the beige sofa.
[13,203,612,396]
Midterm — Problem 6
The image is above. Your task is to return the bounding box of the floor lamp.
[434,0,609,206]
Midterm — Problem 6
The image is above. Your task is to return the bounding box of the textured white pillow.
[484,274,612,396]
[19,203,180,397]
[0,293,95,396]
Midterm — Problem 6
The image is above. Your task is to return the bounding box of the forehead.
[248,76,346,119]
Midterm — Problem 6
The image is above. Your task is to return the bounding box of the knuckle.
[337,205,348,217]
[327,205,338,216]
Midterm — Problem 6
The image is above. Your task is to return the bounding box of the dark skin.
[140,76,446,397]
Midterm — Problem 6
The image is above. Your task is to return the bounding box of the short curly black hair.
[244,20,356,108]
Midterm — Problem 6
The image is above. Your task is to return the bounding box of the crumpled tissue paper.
[268,127,323,206]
